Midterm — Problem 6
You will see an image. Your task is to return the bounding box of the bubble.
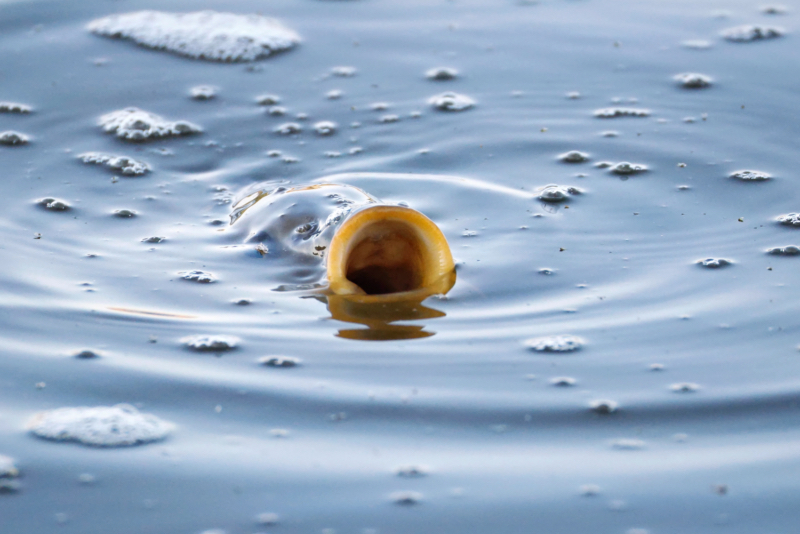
[590,399,619,414]
[674,72,713,88]
[274,122,302,135]
[99,108,201,142]
[670,382,700,393]
[429,92,475,111]
[579,484,600,496]
[326,89,343,100]
[142,236,166,244]
[256,94,281,106]
[649,363,665,371]
[331,65,357,77]
[113,209,137,218]
[390,491,423,505]
[256,512,280,526]
[538,268,555,275]
[182,334,239,351]
[190,85,217,100]
[267,106,287,116]
[537,185,581,203]
[681,39,713,49]
[72,349,101,360]
[37,197,70,211]
[0,130,29,145]
[0,455,18,479]
[426,67,458,80]
[324,151,341,158]
[0,102,31,113]
[558,150,590,163]
[549,376,577,387]
[525,335,583,352]
[611,438,644,450]
[777,213,800,227]
[396,465,429,477]
[313,121,337,136]
[87,11,301,61]
[566,91,581,99]
[370,102,390,111]
[78,473,96,485]
[79,152,150,176]
[729,169,771,181]
[610,162,648,175]
[767,245,800,256]
[179,270,217,283]
[722,24,783,42]
[379,114,400,124]
[27,404,173,447]
[762,5,788,15]
[593,108,650,118]
[698,258,732,268]
[259,356,301,367]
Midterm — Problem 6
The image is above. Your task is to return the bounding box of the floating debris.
[0,102,31,113]
[27,404,173,447]
[722,24,783,42]
[674,72,713,88]
[426,67,458,80]
[179,270,217,283]
[189,85,217,100]
[698,258,732,268]
[558,150,590,163]
[0,131,29,145]
[259,356,301,368]
[525,335,582,352]
[99,107,201,141]
[610,162,648,175]
[37,197,70,211]
[181,334,239,351]
[594,108,650,118]
[274,122,302,135]
[313,121,337,136]
[777,213,800,227]
[79,152,150,175]
[537,185,581,203]
[87,11,301,61]
[429,92,475,111]
[729,169,771,181]
[767,245,800,256]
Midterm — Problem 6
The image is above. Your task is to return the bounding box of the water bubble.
[429,92,475,111]
[426,67,458,80]
[549,376,577,387]
[538,268,555,275]
[113,209,137,218]
[349,146,363,155]
[256,512,280,526]
[777,213,800,227]
[390,491,423,505]
[594,108,650,118]
[256,94,281,106]
[269,428,289,438]
[326,89,343,100]
[670,382,700,393]
[179,270,217,283]
[79,152,150,176]
[190,85,217,100]
[313,121,337,136]
[762,5,788,15]
[370,102,390,111]
[396,465,429,477]
[379,114,400,123]
[674,72,713,88]
[525,335,582,353]
[99,108,201,142]
[259,356,301,368]
[558,150,590,163]
[324,151,341,158]
[722,24,783,42]
[681,39,713,49]
[37,197,70,211]
[274,122,302,135]
[87,11,301,61]
[267,106,287,116]
[182,334,239,351]
[331,65,357,77]
[767,245,800,256]
[142,236,166,244]
[0,130,29,145]
[0,455,19,479]
[590,399,619,414]
[78,473,96,485]
[610,162,648,175]
[611,438,644,450]
[729,169,771,181]
[579,484,600,496]
[0,102,31,113]
[72,349,101,360]
[566,91,581,99]
[537,184,582,202]
[698,258,732,268]
[27,404,173,447]
[649,363,665,371]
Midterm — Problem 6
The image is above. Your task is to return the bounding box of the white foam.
[79,152,150,175]
[98,107,201,141]
[27,404,174,447]
[87,11,300,62]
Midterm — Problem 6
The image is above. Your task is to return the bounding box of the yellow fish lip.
[326,204,455,299]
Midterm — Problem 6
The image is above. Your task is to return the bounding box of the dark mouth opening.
[345,222,425,295]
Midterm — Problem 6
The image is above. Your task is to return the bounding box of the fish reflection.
[326,294,447,341]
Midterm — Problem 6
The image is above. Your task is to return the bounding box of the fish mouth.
[326,205,455,300]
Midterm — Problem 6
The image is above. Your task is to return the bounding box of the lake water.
[1,0,799,532]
